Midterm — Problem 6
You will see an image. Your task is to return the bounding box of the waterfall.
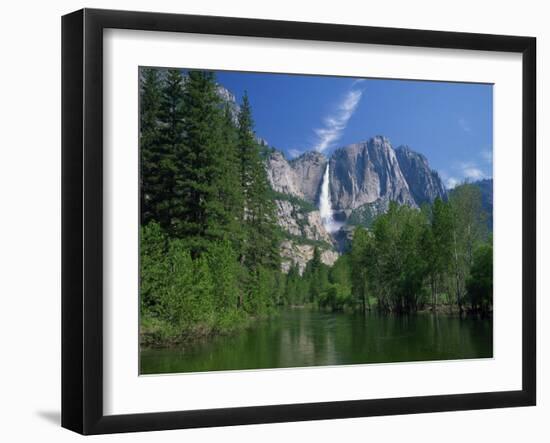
[319,163,337,233]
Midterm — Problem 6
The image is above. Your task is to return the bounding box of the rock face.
[288,151,327,202]
[215,84,241,126]
[265,135,449,272]
[395,145,447,205]
[267,153,337,274]
[330,136,417,211]
[347,198,391,228]
[266,151,305,198]
[267,136,447,214]
[280,240,339,275]
[304,212,332,244]
[274,200,333,244]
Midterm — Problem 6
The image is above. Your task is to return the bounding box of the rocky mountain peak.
[371,134,392,146]
[266,136,447,214]
[265,135,449,263]
[329,137,416,211]
[216,84,237,104]
[394,144,446,205]
[291,150,326,162]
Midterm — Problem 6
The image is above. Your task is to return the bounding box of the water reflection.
[141,308,493,375]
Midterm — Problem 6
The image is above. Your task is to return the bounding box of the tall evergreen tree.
[305,247,326,302]
[156,69,185,231]
[172,70,241,255]
[217,104,244,254]
[139,68,164,225]
[237,92,280,272]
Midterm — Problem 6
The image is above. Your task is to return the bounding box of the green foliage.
[206,240,240,313]
[318,283,352,312]
[140,224,251,345]
[448,183,488,312]
[466,239,493,314]
[422,197,453,309]
[172,71,240,255]
[140,222,168,314]
[350,227,373,311]
[139,70,284,346]
[140,68,174,227]
[140,226,217,344]
[345,189,491,315]
[161,239,201,328]
[276,187,490,317]
[283,265,304,306]
[370,203,429,312]
[139,66,493,349]
[329,254,352,287]
[238,92,281,272]
[282,248,354,312]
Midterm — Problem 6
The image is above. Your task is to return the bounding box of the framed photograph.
[62,8,536,435]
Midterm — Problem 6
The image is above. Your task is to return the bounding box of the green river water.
[140,308,493,375]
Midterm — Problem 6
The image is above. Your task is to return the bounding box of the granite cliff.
[265,136,448,272]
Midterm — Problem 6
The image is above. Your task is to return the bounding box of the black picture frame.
[62,8,536,435]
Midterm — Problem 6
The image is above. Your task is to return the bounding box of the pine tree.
[139,68,164,226]
[237,92,280,272]
[217,104,244,254]
[306,247,322,302]
[139,70,290,341]
[173,70,238,255]
[285,265,300,305]
[156,69,185,231]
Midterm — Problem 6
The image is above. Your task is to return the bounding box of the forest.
[288,195,493,316]
[139,67,493,347]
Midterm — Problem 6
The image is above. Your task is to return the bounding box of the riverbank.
[140,303,492,350]
[140,310,276,348]
[140,307,493,374]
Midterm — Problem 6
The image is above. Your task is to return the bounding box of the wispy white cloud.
[459,161,485,181]
[458,117,471,133]
[439,170,460,189]
[441,161,489,189]
[462,167,485,181]
[446,177,460,189]
[312,85,363,152]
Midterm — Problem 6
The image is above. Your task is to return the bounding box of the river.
[140,308,493,374]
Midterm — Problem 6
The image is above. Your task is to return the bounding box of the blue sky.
[215,70,493,189]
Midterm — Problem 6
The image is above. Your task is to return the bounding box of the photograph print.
[139,67,493,375]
